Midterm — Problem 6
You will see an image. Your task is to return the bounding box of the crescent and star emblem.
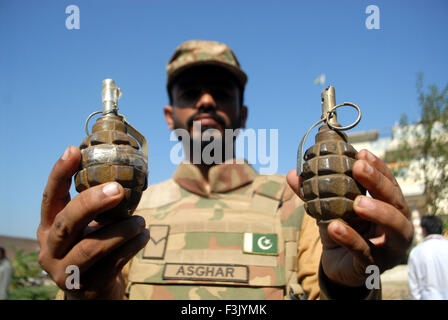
[257,236,273,250]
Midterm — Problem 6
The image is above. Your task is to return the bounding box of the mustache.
[186,108,228,132]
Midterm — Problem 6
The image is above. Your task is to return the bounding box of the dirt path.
[380,264,411,300]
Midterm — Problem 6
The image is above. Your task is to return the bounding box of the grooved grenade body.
[74,79,148,222]
[298,86,366,228]
[301,125,365,223]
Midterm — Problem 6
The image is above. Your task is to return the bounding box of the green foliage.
[9,245,42,289]
[385,73,448,215]
[8,284,59,300]
[443,218,448,235]
[7,243,57,300]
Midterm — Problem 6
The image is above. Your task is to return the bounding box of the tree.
[385,73,448,216]
[7,244,58,300]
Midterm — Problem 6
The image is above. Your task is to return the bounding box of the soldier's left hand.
[287,149,414,287]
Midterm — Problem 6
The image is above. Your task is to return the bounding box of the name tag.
[163,263,249,283]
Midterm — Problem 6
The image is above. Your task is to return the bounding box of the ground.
[380,264,410,300]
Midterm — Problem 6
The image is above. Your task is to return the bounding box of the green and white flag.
[243,233,278,255]
[313,74,326,86]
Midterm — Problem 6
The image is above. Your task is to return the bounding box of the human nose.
[195,92,217,111]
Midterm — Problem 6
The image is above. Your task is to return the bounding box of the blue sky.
[0,0,447,239]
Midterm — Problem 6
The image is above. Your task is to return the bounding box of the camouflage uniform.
[124,160,322,300]
[123,41,323,299]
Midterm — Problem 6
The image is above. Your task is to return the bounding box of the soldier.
[37,40,413,300]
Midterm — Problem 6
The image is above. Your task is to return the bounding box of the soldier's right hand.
[37,146,150,299]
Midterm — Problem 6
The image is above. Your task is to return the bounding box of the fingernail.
[61,147,70,161]
[356,196,375,209]
[102,183,120,197]
[333,223,347,237]
[363,162,374,175]
[366,150,376,163]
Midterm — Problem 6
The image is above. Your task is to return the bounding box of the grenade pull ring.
[297,88,362,176]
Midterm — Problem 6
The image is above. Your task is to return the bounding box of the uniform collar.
[173,159,258,197]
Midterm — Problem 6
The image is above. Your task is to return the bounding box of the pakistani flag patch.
[243,233,278,255]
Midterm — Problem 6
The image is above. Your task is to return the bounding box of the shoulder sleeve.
[278,184,322,300]
[297,212,322,300]
[55,289,65,300]
[137,178,182,210]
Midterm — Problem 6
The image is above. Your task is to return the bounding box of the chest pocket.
[127,207,286,300]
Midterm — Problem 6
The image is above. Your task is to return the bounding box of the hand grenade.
[297,86,367,230]
[75,79,148,222]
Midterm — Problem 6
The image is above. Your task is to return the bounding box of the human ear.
[163,105,174,130]
[240,105,248,129]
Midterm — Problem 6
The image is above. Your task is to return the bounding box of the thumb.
[286,169,305,201]
[40,146,81,229]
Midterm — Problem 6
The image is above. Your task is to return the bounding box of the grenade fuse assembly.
[297,86,366,228]
[75,79,148,222]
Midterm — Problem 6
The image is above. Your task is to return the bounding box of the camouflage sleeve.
[296,211,322,300]
[55,289,65,300]
[279,186,322,300]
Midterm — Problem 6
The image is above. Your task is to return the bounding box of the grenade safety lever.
[75,79,149,222]
[297,86,366,226]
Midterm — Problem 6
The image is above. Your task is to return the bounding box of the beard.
[174,108,241,164]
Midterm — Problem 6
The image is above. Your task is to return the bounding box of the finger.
[47,182,125,258]
[369,232,386,247]
[327,220,375,269]
[81,228,150,288]
[286,169,305,201]
[353,196,414,245]
[102,228,150,271]
[317,220,341,249]
[41,146,81,229]
[82,220,113,238]
[353,159,410,217]
[61,216,147,275]
[357,149,399,186]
